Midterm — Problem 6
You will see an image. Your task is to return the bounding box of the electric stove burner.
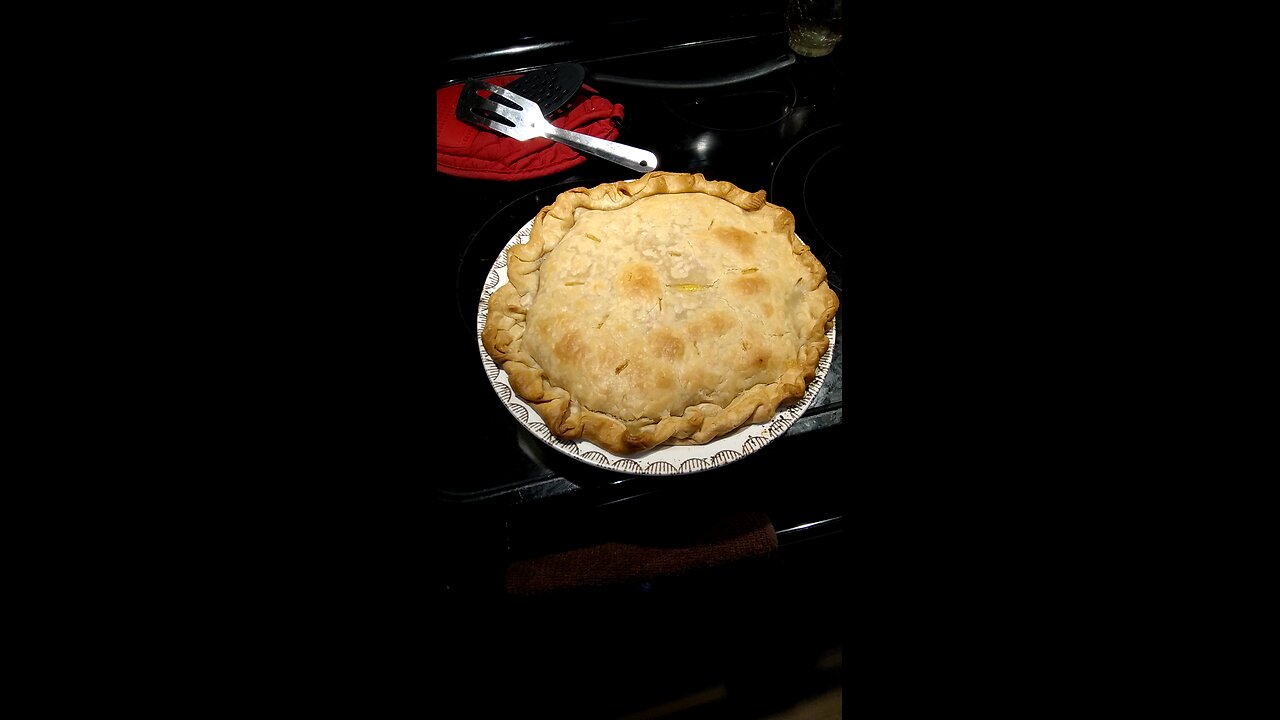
[663,76,797,132]
[455,176,604,333]
[769,124,844,260]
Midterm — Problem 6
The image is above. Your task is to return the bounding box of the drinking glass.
[786,0,843,57]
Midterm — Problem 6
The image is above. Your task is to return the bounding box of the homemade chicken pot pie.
[482,172,839,455]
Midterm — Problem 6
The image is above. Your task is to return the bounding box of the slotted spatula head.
[455,79,547,140]
[505,64,585,116]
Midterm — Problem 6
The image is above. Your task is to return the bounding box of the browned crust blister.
[481,171,839,455]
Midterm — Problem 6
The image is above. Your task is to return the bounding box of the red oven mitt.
[437,74,626,180]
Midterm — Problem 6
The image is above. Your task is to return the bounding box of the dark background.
[105,4,1146,713]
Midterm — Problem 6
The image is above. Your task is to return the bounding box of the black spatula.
[504,63,586,117]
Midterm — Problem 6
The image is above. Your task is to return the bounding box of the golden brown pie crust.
[482,171,839,455]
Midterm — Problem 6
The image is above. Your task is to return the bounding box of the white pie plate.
[477,218,836,476]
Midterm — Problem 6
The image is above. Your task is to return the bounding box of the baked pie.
[482,172,839,455]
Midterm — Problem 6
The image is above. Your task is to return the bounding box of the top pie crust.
[481,172,839,455]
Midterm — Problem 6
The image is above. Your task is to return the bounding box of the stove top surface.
[438,31,845,508]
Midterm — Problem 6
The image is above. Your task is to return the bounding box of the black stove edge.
[775,515,842,546]
[434,404,843,507]
[437,7,788,84]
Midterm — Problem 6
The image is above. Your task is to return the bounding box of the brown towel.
[505,511,777,596]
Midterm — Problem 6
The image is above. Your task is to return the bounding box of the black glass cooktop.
[439,33,845,506]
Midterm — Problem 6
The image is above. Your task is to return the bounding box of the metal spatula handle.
[544,126,656,174]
